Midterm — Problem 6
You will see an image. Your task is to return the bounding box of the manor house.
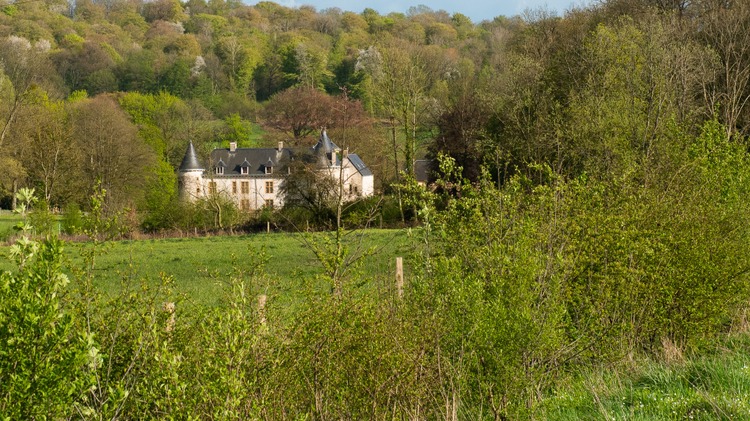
[178,131,374,211]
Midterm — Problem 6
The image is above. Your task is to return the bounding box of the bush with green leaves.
[28,198,56,236]
[403,138,750,416]
[61,202,84,235]
[0,190,94,419]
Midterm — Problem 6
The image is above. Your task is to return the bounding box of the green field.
[0,211,17,240]
[0,228,418,307]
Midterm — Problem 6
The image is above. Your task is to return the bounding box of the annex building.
[178,131,374,211]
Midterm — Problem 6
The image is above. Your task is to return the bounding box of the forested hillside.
[2,0,749,230]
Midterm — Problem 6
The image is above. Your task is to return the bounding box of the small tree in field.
[280,159,339,226]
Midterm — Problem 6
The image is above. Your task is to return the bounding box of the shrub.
[61,202,84,235]
[28,198,56,236]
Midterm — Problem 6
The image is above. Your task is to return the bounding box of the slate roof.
[179,142,203,171]
[205,147,374,176]
[209,147,294,176]
[348,154,372,176]
[312,130,340,155]
[181,129,373,178]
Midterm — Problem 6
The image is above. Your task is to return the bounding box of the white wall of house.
[202,175,282,210]
[179,154,372,210]
[361,174,374,196]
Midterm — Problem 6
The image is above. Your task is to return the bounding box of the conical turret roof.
[312,129,340,155]
[179,142,203,171]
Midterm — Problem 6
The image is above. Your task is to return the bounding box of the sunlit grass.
[541,335,750,420]
[1,228,418,308]
[0,211,18,241]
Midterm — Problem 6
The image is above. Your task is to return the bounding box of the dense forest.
[2,0,750,418]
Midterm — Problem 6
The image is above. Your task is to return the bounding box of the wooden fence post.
[163,302,175,332]
[396,257,403,299]
[258,294,267,326]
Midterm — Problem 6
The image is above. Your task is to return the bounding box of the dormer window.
[215,158,226,175]
[265,158,274,175]
[240,158,250,175]
[265,166,273,175]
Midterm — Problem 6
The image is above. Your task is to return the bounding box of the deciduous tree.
[72,94,156,209]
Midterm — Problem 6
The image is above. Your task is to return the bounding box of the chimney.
[277,141,283,151]
[343,148,349,158]
[229,142,237,152]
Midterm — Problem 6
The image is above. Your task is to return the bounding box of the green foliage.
[82,183,129,241]
[61,202,84,235]
[407,159,570,417]
[67,90,88,102]
[119,91,181,156]
[1,4,18,16]
[61,32,84,48]
[0,191,92,418]
[400,143,750,416]
[11,187,36,235]
[280,160,339,227]
[174,195,244,232]
[141,160,179,231]
[221,113,254,146]
[28,198,56,235]
[0,237,91,419]
[4,3,750,418]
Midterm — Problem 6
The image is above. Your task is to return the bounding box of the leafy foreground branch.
[2,119,750,419]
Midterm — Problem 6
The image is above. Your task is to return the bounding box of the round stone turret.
[178,142,205,202]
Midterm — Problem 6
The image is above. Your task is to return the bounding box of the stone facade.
[178,131,374,211]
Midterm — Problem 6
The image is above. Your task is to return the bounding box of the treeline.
[2,0,749,231]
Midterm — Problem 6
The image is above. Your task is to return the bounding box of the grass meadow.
[0,211,17,240]
[0,228,418,308]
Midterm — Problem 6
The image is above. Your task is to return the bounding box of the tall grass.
[540,335,750,420]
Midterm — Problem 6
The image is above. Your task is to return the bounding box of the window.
[208,182,217,195]
[240,199,250,211]
[232,181,237,194]
[264,199,274,208]
[265,166,273,175]
[241,166,249,175]
[215,166,224,175]
[241,181,249,194]
[265,181,274,194]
